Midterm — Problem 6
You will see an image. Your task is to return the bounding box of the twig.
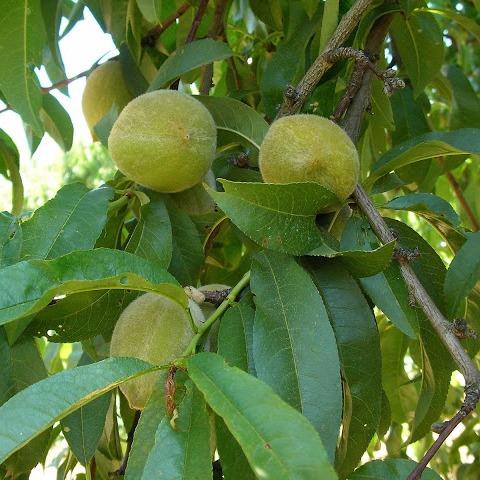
[185,0,210,43]
[276,0,375,118]
[40,67,92,93]
[0,105,10,114]
[114,410,141,476]
[142,2,191,47]
[446,171,479,231]
[200,0,230,95]
[328,47,405,122]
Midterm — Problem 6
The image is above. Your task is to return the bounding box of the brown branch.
[142,2,191,47]
[446,171,479,231]
[276,0,375,118]
[40,67,93,93]
[114,410,140,476]
[200,0,230,95]
[186,0,210,43]
[336,14,480,480]
[0,105,10,115]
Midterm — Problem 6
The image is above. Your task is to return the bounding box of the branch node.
[393,245,420,262]
[450,318,478,340]
[202,288,232,306]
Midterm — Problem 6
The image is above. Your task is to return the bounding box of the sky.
[0,8,117,212]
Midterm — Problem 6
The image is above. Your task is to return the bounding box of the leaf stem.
[108,195,130,213]
[181,270,251,357]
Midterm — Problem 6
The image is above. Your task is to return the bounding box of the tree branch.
[185,0,210,43]
[276,0,375,118]
[142,2,191,47]
[114,410,140,476]
[200,0,230,95]
[446,171,479,232]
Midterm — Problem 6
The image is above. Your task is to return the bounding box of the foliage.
[0,0,479,479]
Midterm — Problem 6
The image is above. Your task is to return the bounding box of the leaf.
[0,0,46,134]
[379,324,418,423]
[390,10,444,97]
[125,376,167,478]
[369,128,480,182]
[349,458,442,479]
[40,93,73,151]
[126,192,172,268]
[383,193,460,227]
[21,183,113,260]
[136,0,163,23]
[140,381,212,479]
[195,96,269,151]
[0,357,156,464]
[0,329,50,474]
[251,251,342,461]
[28,289,138,342]
[444,232,480,318]
[390,86,430,145]
[340,215,418,337]
[217,296,256,375]
[208,180,339,255]
[0,211,22,267]
[61,354,111,465]
[187,352,337,480]
[167,201,204,286]
[0,128,20,180]
[417,7,480,41]
[319,0,339,51]
[0,248,185,327]
[445,64,480,130]
[148,39,233,90]
[308,261,382,478]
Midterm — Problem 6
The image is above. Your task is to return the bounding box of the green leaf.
[445,64,480,130]
[417,7,480,42]
[0,128,20,180]
[0,357,156,464]
[125,376,167,479]
[140,381,212,479]
[0,0,46,134]
[390,10,443,97]
[369,129,480,182]
[444,232,480,318]
[319,0,339,51]
[126,192,172,268]
[208,180,339,255]
[167,201,204,286]
[308,261,382,478]
[379,325,418,423]
[40,93,73,151]
[0,329,50,474]
[21,183,113,260]
[383,193,460,227]
[0,211,22,267]
[136,0,163,23]
[217,296,256,375]
[0,248,185,327]
[187,352,337,480]
[390,86,430,145]
[61,353,111,465]
[148,39,233,90]
[349,458,442,479]
[340,216,418,337]
[249,0,283,29]
[196,96,269,151]
[251,251,341,461]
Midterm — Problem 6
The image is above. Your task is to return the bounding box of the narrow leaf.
[370,128,480,181]
[0,211,22,267]
[149,39,233,90]
[0,248,185,326]
[196,96,269,150]
[308,261,382,478]
[251,251,341,461]
[444,232,480,318]
[0,357,156,463]
[21,183,113,260]
[188,352,337,480]
[40,93,73,151]
[0,0,46,134]
[208,180,339,255]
